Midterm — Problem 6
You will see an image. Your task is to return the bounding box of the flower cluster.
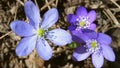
[67,6,96,32]
[67,6,115,67]
[10,1,72,60]
[72,29,115,68]
[10,0,115,67]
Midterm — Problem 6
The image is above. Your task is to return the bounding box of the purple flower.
[67,6,96,31]
[10,1,72,60]
[72,29,115,68]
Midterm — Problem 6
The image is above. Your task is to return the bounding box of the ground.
[0,0,120,68]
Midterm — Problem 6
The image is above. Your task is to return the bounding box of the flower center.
[37,28,44,37]
[91,40,97,49]
[79,21,85,27]
[76,16,90,30]
[85,39,100,53]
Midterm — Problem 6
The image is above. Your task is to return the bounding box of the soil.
[0,0,120,68]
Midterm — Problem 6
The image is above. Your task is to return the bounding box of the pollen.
[91,41,97,48]
[37,28,44,37]
[79,21,85,27]
[86,40,100,53]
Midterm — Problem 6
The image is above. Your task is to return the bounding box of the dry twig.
[110,0,120,10]
[0,31,12,40]
[45,0,51,9]
[103,8,120,25]
[16,0,24,6]
[41,0,55,11]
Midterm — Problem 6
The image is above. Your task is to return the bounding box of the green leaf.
[68,42,77,48]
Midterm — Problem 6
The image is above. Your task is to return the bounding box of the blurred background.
[0,0,120,68]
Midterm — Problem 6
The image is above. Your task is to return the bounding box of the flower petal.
[87,10,96,23]
[72,45,90,61]
[36,38,52,60]
[68,25,77,32]
[71,31,85,44]
[16,35,37,56]
[97,33,112,45]
[72,33,86,44]
[41,8,58,30]
[71,30,90,42]
[47,29,72,46]
[89,23,96,30]
[76,6,87,17]
[24,1,40,29]
[101,44,115,61]
[74,45,87,54]
[81,29,97,39]
[92,52,104,68]
[72,52,90,61]
[10,20,36,37]
[67,14,77,24]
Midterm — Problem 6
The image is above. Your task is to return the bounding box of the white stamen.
[75,16,90,30]
[85,39,101,53]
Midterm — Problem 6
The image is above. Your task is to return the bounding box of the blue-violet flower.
[10,1,72,60]
[72,29,115,68]
[67,6,96,32]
